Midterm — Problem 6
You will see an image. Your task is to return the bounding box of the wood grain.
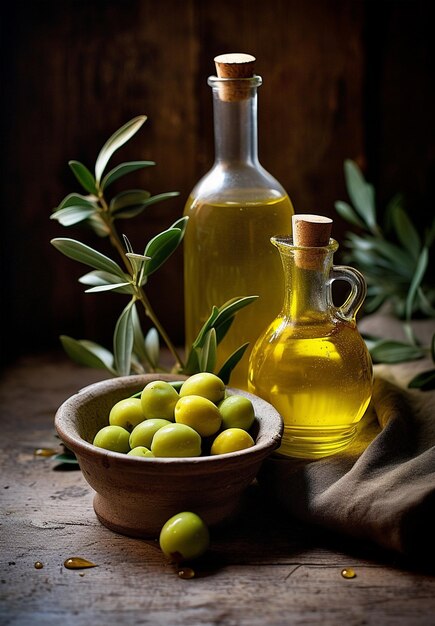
[2,0,365,364]
[1,355,435,625]
[1,0,433,368]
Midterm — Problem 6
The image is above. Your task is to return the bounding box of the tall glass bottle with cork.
[183,53,294,389]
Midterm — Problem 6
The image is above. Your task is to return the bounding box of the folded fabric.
[260,315,435,559]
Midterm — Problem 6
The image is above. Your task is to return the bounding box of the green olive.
[174,395,222,437]
[141,380,179,421]
[151,423,201,458]
[159,512,210,562]
[109,397,145,432]
[218,395,255,431]
[129,418,172,450]
[210,428,255,455]
[93,425,130,453]
[127,446,154,458]
[179,372,225,404]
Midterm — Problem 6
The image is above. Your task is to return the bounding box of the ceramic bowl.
[55,373,283,537]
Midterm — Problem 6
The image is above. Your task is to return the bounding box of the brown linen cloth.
[260,314,435,558]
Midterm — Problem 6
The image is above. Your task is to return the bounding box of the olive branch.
[335,160,435,390]
[50,116,256,383]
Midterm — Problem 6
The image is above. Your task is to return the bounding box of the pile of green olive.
[92,373,256,458]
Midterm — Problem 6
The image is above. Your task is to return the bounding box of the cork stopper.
[214,53,256,102]
[292,214,333,269]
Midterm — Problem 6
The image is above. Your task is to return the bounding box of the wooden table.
[1,354,434,626]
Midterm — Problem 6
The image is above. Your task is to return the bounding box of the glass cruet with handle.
[248,214,373,459]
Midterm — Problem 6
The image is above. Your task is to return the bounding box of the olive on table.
[159,512,210,562]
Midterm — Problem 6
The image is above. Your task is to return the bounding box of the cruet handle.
[329,265,367,321]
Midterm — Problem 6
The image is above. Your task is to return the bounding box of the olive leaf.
[197,328,217,373]
[126,252,151,285]
[57,193,98,210]
[344,159,377,232]
[51,238,125,278]
[69,160,98,195]
[145,328,160,370]
[217,343,249,385]
[405,247,429,320]
[334,200,366,230]
[408,368,435,391]
[142,217,188,278]
[60,336,115,373]
[50,206,96,227]
[113,301,135,376]
[101,160,155,190]
[336,160,434,326]
[52,452,79,466]
[407,332,435,390]
[366,339,425,364]
[95,115,146,184]
[86,213,111,237]
[189,306,220,352]
[214,316,234,344]
[183,296,258,378]
[171,216,189,234]
[389,200,421,261]
[130,304,160,371]
[346,233,413,275]
[84,281,133,294]
[144,230,181,276]
[189,296,258,354]
[131,303,148,366]
[79,270,134,295]
[114,191,180,220]
[110,189,151,213]
[52,115,260,381]
[213,296,259,331]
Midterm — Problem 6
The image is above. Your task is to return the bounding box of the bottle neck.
[273,238,338,321]
[209,76,261,166]
[283,262,330,320]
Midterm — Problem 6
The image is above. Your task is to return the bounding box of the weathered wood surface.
[1,355,435,626]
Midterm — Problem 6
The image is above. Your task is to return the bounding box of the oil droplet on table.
[178,567,195,579]
[34,448,58,457]
[34,561,44,569]
[64,557,97,570]
[341,567,356,579]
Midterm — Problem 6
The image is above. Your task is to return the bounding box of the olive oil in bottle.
[183,54,294,389]
[248,215,373,458]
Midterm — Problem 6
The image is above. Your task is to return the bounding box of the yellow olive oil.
[63,557,97,570]
[248,317,373,457]
[183,193,293,390]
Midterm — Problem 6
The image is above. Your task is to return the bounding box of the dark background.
[1,0,434,367]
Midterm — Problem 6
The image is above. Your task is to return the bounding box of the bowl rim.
[55,373,283,469]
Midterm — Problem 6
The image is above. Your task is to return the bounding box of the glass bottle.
[183,54,294,390]
[248,218,373,458]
